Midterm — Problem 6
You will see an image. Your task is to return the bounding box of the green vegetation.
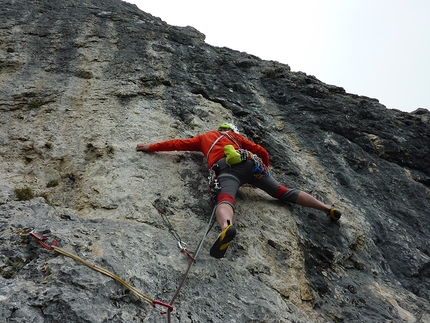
[142,79,163,87]
[46,179,59,188]
[141,78,171,88]
[14,185,57,206]
[28,99,44,109]
[39,193,55,207]
[14,187,34,201]
[0,257,31,279]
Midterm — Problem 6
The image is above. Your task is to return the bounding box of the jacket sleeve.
[149,136,202,152]
[239,136,270,167]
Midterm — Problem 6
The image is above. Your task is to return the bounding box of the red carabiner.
[153,300,173,314]
[181,248,196,263]
[178,241,196,263]
[29,231,57,250]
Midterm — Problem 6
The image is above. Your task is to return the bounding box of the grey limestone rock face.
[1,0,430,322]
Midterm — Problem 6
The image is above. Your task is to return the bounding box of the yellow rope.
[51,245,154,306]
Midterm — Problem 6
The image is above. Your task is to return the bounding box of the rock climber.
[136,123,341,258]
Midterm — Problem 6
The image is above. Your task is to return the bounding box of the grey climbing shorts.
[214,157,300,207]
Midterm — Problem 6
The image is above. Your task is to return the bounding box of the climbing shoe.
[210,224,237,258]
[328,207,341,222]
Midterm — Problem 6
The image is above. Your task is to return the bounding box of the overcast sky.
[125,0,429,113]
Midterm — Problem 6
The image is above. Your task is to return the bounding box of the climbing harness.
[238,149,270,179]
[26,229,173,314]
[207,130,269,180]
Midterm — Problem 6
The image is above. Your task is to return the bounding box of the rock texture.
[1,0,430,322]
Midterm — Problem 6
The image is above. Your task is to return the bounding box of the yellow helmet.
[218,123,239,133]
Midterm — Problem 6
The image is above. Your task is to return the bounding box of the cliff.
[1,0,430,322]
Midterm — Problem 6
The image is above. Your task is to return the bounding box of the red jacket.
[149,130,270,167]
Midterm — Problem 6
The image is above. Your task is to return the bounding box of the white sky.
[125,0,430,113]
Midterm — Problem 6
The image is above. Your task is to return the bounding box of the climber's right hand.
[136,143,151,152]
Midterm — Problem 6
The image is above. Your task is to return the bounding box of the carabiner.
[29,230,57,250]
[177,241,196,263]
[153,300,173,314]
[177,241,188,250]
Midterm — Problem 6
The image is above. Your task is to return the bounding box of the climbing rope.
[26,181,219,323]
[165,204,217,323]
[27,230,173,314]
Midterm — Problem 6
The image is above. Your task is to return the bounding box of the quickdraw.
[166,204,217,323]
[178,241,196,263]
[208,163,221,206]
[29,230,57,250]
[25,203,218,323]
[25,229,173,315]
[158,210,196,263]
[24,168,222,323]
